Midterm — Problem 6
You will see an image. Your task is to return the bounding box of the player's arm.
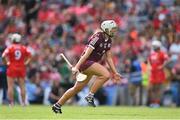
[25,55,32,65]
[158,53,170,70]
[105,50,122,82]
[2,49,9,65]
[24,47,32,65]
[74,46,93,70]
[27,0,41,14]
[147,60,151,77]
[73,34,99,71]
[160,59,169,69]
[105,50,118,74]
[2,55,8,65]
[162,55,170,68]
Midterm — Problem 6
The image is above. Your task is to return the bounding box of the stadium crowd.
[0,0,180,107]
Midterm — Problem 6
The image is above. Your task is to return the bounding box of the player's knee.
[102,72,110,81]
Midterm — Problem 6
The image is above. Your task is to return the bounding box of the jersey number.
[14,50,22,60]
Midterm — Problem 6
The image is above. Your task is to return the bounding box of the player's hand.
[25,61,29,65]
[158,65,163,70]
[71,67,79,75]
[112,73,123,84]
[7,62,10,66]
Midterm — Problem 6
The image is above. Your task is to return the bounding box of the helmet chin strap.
[104,32,111,37]
[12,41,20,44]
[102,29,113,38]
[153,47,160,51]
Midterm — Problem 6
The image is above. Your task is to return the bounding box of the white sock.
[89,92,94,97]
[0,89,3,105]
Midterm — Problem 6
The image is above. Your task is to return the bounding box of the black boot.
[52,103,62,114]
[85,95,96,107]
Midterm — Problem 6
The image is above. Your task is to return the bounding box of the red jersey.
[2,44,31,69]
[148,51,168,84]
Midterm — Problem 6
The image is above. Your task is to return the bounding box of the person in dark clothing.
[22,0,41,34]
[0,39,7,104]
[171,54,180,106]
[129,55,142,105]
[49,79,62,104]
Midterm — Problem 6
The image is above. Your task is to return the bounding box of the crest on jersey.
[108,43,111,48]
[104,43,107,48]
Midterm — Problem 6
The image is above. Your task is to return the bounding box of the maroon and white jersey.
[86,32,112,62]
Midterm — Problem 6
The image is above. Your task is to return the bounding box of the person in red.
[2,33,32,106]
[52,20,122,114]
[148,40,169,107]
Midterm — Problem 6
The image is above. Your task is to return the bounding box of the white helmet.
[152,40,161,47]
[10,33,22,43]
[101,20,117,34]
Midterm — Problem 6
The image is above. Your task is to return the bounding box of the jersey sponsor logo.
[104,43,107,48]
[97,52,101,55]
[108,43,111,48]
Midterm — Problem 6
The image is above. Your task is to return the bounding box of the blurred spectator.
[141,60,149,105]
[128,55,142,105]
[0,38,7,104]
[0,64,7,105]
[23,0,41,34]
[48,79,62,104]
[169,38,180,64]
[26,76,44,104]
[170,54,180,106]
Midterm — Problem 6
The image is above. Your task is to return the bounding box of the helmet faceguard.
[101,20,117,37]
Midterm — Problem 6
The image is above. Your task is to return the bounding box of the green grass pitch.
[0,105,180,120]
